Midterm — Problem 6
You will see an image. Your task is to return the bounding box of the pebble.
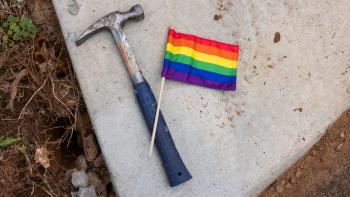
[295,169,302,178]
[290,177,296,184]
[75,155,88,172]
[60,168,76,192]
[280,179,286,185]
[286,183,292,189]
[88,172,107,196]
[336,143,343,152]
[76,186,97,197]
[274,32,281,43]
[93,154,104,168]
[340,133,345,138]
[84,135,99,162]
[311,150,318,156]
[71,170,89,188]
[100,168,111,185]
[276,185,284,193]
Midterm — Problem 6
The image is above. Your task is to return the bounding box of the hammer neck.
[111,28,145,85]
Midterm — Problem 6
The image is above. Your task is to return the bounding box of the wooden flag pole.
[149,76,166,156]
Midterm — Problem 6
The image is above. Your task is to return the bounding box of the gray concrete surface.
[52,0,350,196]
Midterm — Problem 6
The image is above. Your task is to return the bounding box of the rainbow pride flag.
[162,29,239,91]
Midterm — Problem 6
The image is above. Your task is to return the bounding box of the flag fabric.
[162,29,239,91]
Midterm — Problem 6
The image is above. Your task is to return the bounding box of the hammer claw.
[75,4,144,46]
[75,21,108,46]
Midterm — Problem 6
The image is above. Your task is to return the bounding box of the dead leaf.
[35,147,50,169]
[39,42,50,60]
[38,59,56,74]
[30,0,61,41]
[29,0,55,25]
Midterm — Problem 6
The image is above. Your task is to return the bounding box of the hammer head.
[75,4,144,46]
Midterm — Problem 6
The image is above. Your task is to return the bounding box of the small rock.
[280,179,286,185]
[108,193,117,197]
[276,185,284,193]
[273,32,281,43]
[88,172,107,196]
[84,135,99,162]
[286,183,292,189]
[93,154,104,168]
[75,155,88,171]
[100,168,111,185]
[340,133,345,138]
[336,143,343,152]
[213,14,222,21]
[76,186,97,197]
[71,170,89,188]
[295,169,302,178]
[311,150,318,156]
[60,168,76,192]
[35,147,50,169]
[290,177,297,184]
[88,172,101,186]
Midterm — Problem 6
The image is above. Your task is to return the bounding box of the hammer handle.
[134,80,192,187]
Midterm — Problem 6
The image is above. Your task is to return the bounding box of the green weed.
[0,15,37,50]
[0,136,21,148]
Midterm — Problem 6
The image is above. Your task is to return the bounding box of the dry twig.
[18,78,47,119]
[6,69,28,113]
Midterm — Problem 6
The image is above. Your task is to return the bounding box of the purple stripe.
[162,67,236,91]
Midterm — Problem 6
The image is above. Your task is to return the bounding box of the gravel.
[75,155,88,172]
[72,170,89,188]
[76,186,97,197]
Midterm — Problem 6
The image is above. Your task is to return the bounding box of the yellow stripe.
[166,43,237,68]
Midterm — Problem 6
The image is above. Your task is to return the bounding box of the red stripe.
[168,29,239,53]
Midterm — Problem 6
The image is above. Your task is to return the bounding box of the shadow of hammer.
[75,4,192,187]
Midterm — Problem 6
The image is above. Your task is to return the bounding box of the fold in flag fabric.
[162,29,239,91]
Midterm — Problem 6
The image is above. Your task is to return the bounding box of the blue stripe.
[163,59,236,84]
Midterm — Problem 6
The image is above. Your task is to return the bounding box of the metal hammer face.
[75,4,144,46]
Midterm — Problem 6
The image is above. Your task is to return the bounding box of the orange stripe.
[169,29,239,53]
[168,36,238,61]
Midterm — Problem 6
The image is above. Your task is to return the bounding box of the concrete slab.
[52,0,350,196]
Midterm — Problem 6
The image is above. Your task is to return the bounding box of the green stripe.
[165,51,236,76]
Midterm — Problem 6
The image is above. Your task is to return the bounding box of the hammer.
[75,4,192,187]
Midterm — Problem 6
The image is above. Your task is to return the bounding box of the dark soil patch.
[274,32,281,43]
[260,109,350,197]
[213,14,223,21]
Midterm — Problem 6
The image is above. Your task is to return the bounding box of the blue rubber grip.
[134,81,192,187]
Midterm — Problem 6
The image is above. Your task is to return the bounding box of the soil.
[0,0,114,196]
[213,14,223,21]
[273,32,281,43]
[260,109,350,197]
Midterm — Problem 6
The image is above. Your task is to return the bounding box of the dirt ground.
[0,0,114,196]
[260,109,350,197]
